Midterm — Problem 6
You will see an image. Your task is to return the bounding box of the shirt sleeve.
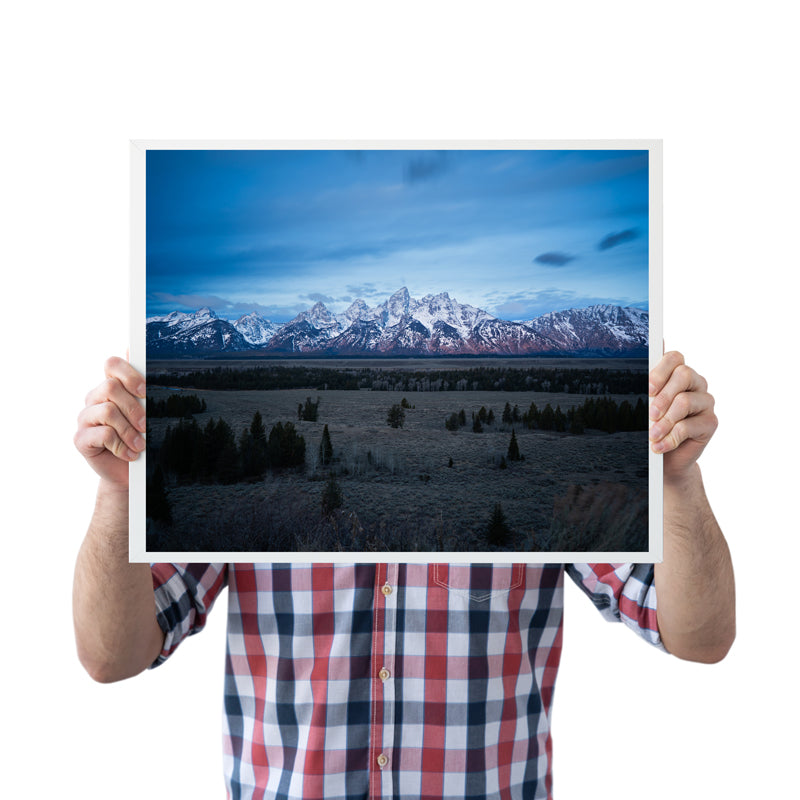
[565,563,666,651]
[149,563,228,667]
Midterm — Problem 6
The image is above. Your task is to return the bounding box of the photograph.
[133,142,661,561]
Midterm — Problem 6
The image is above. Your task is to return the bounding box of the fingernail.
[126,449,139,460]
[136,383,146,398]
[648,383,657,395]
[137,417,147,432]
[652,440,666,453]
[649,404,660,420]
[133,435,145,451]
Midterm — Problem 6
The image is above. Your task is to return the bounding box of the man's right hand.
[74,356,147,489]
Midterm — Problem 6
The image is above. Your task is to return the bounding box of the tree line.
[153,411,306,485]
[147,363,647,394]
[443,397,648,434]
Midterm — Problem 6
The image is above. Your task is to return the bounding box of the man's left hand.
[648,350,718,484]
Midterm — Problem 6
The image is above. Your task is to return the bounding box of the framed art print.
[129,140,662,563]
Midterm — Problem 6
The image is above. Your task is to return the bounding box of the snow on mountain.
[526,305,648,354]
[147,314,251,356]
[147,291,649,357]
[233,312,281,345]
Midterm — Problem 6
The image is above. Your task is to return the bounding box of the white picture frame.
[129,140,662,564]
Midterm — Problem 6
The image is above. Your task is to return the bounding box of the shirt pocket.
[433,563,525,602]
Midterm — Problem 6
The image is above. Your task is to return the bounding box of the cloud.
[490,289,644,321]
[404,152,450,184]
[345,283,382,298]
[302,292,337,305]
[533,251,576,267]
[598,228,639,251]
[150,291,233,311]
[148,292,285,321]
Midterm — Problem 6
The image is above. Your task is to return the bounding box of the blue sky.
[146,147,649,322]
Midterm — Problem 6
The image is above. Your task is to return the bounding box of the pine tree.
[387,404,405,428]
[507,429,521,461]
[319,424,333,466]
[147,465,172,524]
[321,471,343,516]
[486,502,512,547]
[502,402,513,425]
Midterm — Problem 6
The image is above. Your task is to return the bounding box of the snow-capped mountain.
[146,290,649,357]
[525,305,649,354]
[147,307,251,356]
[232,312,281,345]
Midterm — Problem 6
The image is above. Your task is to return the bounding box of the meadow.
[145,359,649,554]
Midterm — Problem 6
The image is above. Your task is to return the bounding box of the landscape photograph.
[142,145,654,556]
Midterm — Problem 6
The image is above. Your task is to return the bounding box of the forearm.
[73,480,165,682]
[655,464,735,663]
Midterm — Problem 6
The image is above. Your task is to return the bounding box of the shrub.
[387,404,405,428]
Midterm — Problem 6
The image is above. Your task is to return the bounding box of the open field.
[145,366,649,553]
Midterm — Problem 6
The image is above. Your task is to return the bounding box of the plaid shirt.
[152,562,663,800]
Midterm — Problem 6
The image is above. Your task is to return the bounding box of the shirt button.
[378,668,390,681]
[377,753,389,768]
[381,583,392,596]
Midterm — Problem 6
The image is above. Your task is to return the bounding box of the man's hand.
[73,357,164,682]
[649,350,734,663]
[648,350,718,484]
[74,356,147,490]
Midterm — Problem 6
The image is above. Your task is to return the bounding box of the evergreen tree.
[445,412,460,431]
[458,408,467,427]
[507,429,521,461]
[472,416,483,433]
[321,471,343,516]
[240,411,269,479]
[486,502,512,547]
[298,396,320,421]
[502,402,513,425]
[387,404,405,428]
[147,465,172,524]
[319,424,333,466]
[266,421,306,469]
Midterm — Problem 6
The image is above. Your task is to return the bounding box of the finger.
[650,412,718,454]
[649,390,715,442]
[649,363,708,423]
[74,420,141,462]
[104,355,146,399]
[85,377,147,433]
[78,402,147,454]
[649,350,685,396]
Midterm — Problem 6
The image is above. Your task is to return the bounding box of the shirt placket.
[370,563,398,799]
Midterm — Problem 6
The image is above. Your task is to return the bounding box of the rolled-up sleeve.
[149,563,228,667]
[566,563,665,651]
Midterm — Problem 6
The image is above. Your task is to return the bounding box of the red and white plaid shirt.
[152,562,663,800]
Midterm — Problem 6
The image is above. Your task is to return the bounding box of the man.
[73,351,734,800]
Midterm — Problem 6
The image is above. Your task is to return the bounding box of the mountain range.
[146,287,649,358]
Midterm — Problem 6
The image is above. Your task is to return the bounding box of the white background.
[2,2,797,797]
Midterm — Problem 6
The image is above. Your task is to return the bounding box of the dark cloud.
[302,292,337,305]
[598,228,639,251]
[490,289,642,321]
[346,283,382,298]
[533,251,576,267]
[404,152,450,184]
[148,292,281,320]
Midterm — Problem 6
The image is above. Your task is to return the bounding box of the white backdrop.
[2,2,796,798]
